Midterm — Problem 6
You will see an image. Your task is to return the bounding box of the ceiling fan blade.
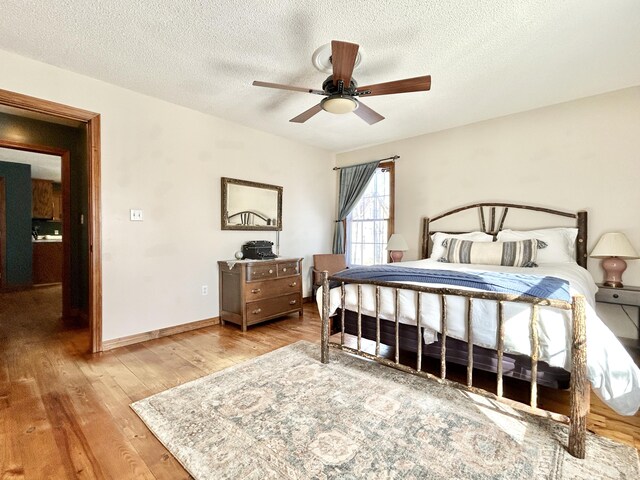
[253,81,325,95]
[357,75,431,97]
[353,101,385,125]
[331,40,359,87]
[290,103,323,123]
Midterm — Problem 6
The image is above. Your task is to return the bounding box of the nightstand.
[595,284,640,351]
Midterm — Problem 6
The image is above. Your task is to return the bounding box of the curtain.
[332,160,380,254]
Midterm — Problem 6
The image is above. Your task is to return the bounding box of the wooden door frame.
[0,177,5,289]
[0,88,102,353]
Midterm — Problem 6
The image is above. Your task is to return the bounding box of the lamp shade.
[387,234,408,252]
[590,232,639,259]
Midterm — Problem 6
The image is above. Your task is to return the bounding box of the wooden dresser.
[218,258,303,331]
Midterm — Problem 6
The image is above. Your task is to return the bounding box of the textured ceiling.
[0,147,61,181]
[1,1,639,153]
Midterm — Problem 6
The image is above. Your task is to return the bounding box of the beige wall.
[337,87,640,287]
[0,49,335,341]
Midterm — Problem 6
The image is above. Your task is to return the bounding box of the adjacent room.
[0,1,639,478]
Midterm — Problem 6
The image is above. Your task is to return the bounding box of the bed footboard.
[319,271,589,459]
[569,296,589,458]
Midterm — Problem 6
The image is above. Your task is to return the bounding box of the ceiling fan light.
[321,95,358,114]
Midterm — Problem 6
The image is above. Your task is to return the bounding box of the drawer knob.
[289,282,297,287]
[252,308,262,314]
[251,288,261,294]
[613,294,619,299]
[269,269,273,274]
[283,267,287,272]
[289,300,297,305]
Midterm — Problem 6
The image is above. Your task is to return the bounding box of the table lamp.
[387,234,408,263]
[590,232,639,287]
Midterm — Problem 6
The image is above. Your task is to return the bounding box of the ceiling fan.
[252,40,431,125]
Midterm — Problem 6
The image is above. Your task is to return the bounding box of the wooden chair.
[312,254,347,297]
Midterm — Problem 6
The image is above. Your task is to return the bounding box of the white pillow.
[430,231,493,259]
[497,228,578,264]
[440,238,542,267]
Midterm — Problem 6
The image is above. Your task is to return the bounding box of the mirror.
[221,177,282,231]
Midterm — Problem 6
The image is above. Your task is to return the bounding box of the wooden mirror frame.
[221,177,283,231]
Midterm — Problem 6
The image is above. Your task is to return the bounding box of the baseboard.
[0,282,34,292]
[102,316,220,351]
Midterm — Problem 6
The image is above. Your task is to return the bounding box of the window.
[346,162,394,265]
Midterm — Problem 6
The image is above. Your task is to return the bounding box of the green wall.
[0,161,32,285]
[0,113,88,310]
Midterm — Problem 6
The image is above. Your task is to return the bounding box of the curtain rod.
[332,155,400,171]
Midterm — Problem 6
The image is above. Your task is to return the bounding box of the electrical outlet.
[130,209,143,221]
[201,285,208,295]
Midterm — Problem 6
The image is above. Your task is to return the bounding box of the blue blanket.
[331,265,570,302]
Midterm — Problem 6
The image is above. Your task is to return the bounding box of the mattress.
[317,259,640,416]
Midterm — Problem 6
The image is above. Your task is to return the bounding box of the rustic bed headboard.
[421,203,588,268]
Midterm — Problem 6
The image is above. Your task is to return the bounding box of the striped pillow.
[439,238,546,267]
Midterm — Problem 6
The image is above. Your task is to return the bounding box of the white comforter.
[317,259,640,416]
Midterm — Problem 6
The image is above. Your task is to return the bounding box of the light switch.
[130,209,143,221]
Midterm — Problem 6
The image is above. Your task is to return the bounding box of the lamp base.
[601,257,627,289]
[389,251,404,263]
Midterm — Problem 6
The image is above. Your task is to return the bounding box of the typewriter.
[242,240,277,260]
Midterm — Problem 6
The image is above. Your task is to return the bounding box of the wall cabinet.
[218,258,303,331]
[52,184,62,220]
[32,179,53,219]
[32,180,62,220]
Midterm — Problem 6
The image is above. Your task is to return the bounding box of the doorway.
[0,88,102,352]
[0,145,70,315]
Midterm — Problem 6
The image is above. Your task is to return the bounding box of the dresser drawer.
[596,287,640,306]
[246,293,302,324]
[244,276,301,302]
[246,263,278,281]
[277,261,300,277]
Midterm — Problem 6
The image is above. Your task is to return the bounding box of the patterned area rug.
[131,341,639,479]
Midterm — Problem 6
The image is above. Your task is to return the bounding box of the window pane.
[346,166,393,266]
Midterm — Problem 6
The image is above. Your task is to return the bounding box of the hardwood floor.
[1,286,638,479]
[1,286,319,478]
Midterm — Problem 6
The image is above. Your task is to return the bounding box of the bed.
[317,203,640,459]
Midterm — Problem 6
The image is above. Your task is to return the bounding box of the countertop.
[32,237,63,243]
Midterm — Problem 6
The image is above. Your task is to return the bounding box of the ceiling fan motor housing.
[322,75,357,95]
